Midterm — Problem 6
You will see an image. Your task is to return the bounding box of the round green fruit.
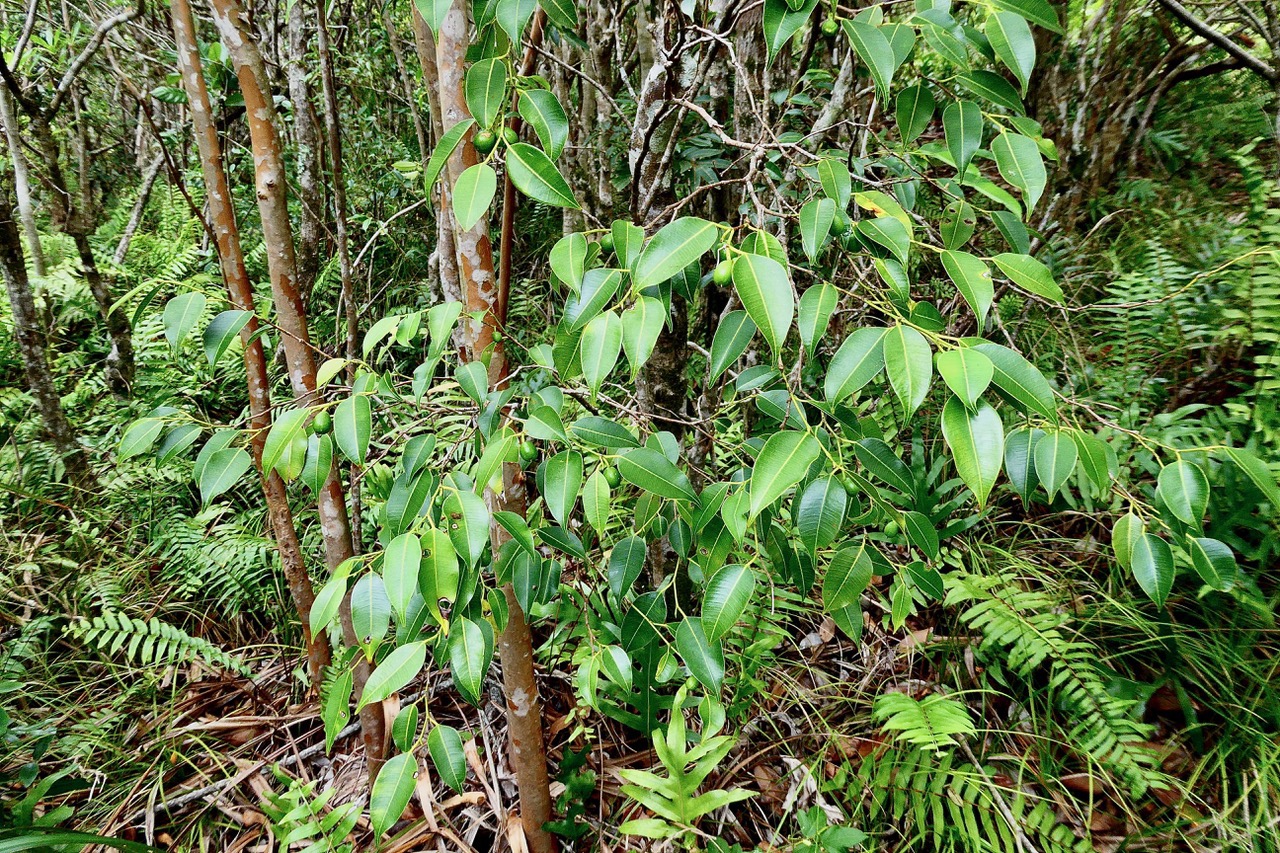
[603,467,622,488]
[518,440,538,462]
[712,259,733,286]
[885,520,900,537]
[501,126,519,146]
[473,129,497,155]
[830,209,850,235]
[599,232,615,254]
[311,410,332,435]
[821,17,839,35]
[840,474,858,495]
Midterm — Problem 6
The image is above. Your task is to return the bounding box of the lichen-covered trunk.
[0,86,44,277]
[434,3,555,849]
[0,175,94,489]
[171,0,330,684]
[206,0,386,782]
[285,0,325,302]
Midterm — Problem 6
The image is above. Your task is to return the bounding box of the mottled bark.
[112,155,163,265]
[206,0,386,781]
[171,0,330,683]
[0,176,94,489]
[434,3,555,849]
[0,86,44,276]
[285,0,325,301]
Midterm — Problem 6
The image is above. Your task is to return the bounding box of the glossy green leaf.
[943,101,983,176]
[749,430,822,519]
[941,250,994,331]
[506,142,579,208]
[1004,427,1040,502]
[1187,536,1237,591]
[358,642,426,710]
[350,573,391,645]
[763,0,819,61]
[823,544,874,612]
[935,348,994,408]
[992,132,1046,213]
[971,342,1057,421]
[794,477,848,555]
[799,198,836,262]
[941,397,1004,508]
[617,447,696,501]
[580,310,623,399]
[1224,446,1280,507]
[621,296,666,379]
[464,57,506,128]
[369,752,417,838]
[584,469,611,535]
[538,0,578,29]
[843,20,897,98]
[992,253,1063,302]
[565,268,623,331]
[428,725,468,792]
[443,489,489,567]
[335,394,372,465]
[824,327,887,403]
[941,199,978,249]
[202,310,252,366]
[896,84,934,143]
[985,11,1035,93]
[817,158,852,208]
[449,617,493,705]
[1132,533,1174,607]
[676,618,724,692]
[570,415,640,449]
[609,536,647,598]
[382,533,422,622]
[120,418,164,459]
[709,310,758,381]
[857,216,910,265]
[453,163,496,230]
[1033,431,1076,500]
[798,283,838,352]
[957,70,1024,112]
[1157,460,1209,527]
[198,447,251,503]
[1112,511,1144,572]
[542,450,584,526]
[732,252,794,360]
[550,232,587,290]
[633,217,719,290]
[883,325,933,416]
[163,292,207,351]
[990,0,1063,34]
[1072,430,1117,491]
[904,510,940,559]
[702,564,756,642]
[854,438,915,494]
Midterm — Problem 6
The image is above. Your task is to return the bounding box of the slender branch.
[1155,0,1277,80]
[48,0,146,117]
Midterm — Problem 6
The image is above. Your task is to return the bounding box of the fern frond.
[66,611,251,676]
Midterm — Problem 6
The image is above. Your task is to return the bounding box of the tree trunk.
[206,0,386,782]
[0,173,94,489]
[171,0,331,684]
[434,3,555,849]
[285,0,325,302]
[0,85,44,277]
[112,155,163,265]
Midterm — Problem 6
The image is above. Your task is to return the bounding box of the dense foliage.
[1,0,1278,850]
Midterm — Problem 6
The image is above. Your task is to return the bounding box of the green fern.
[945,571,1165,797]
[261,768,358,853]
[871,693,976,753]
[66,611,251,676]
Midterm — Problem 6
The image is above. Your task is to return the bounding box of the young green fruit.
[603,467,622,488]
[821,17,839,35]
[501,126,519,146]
[473,129,497,155]
[885,520,900,536]
[712,259,733,286]
[599,232,615,254]
[311,410,332,435]
[830,209,850,235]
[518,440,538,462]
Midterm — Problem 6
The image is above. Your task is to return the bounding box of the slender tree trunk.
[383,4,429,165]
[434,3,555,849]
[0,174,94,489]
[112,155,163,265]
[0,86,44,276]
[171,0,330,683]
[207,0,386,782]
[285,0,325,302]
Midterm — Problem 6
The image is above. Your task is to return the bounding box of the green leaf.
[855,438,915,494]
[350,573,391,644]
[550,232,587,290]
[633,217,719,290]
[564,268,623,330]
[119,418,165,459]
[310,574,346,637]
[1132,533,1174,607]
[824,327,887,403]
[941,250,994,332]
[263,408,311,481]
[580,310,623,399]
[617,448,696,502]
[383,533,422,622]
[584,469,611,534]
[985,11,1035,94]
[1112,511,1144,572]
[428,725,468,792]
[842,20,897,99]
[817,158,852,208]
[444,489,490,567]
[495,0,538,44]
[1071,430,1116,491]
[155,423,201,464]
[1187,536,1237,591]
[799,198,836,262]
[1033,431,1076,500]
[957,70,1025,112]
[369,752,417,838]
[905,560,944,599]
[935,348,994,408]
[538,0,578,29]
[1224,447,1280,507]
[1004,427,1039,501]
[456,360,489,403]
[335,394,372,465]
[857,216,911,265]
[992,132,1046,213]
[971,342,1057,421]
[464,57,506,128]
[749,431,822,519]
[732,252,794,360]
[163,292,207,351]
[609,536,647,598]
[542,450,584,525]
[992,253,1063,302]
[202,310,252,366]
[943,101,983,176]
[883,325,933,416]
[506,142,579,208]
[420,528,460,624]
[612,220,646,269]
[449,617,493,705]
[424,119,474,191]
[797,283,838,352]
[524,406,568,443]
[453,163,497,230]
[358,641,426,710]
[199,447,252,503]
[621,296,666,379]
[701,564,756,641]
[794,477,848,555]
[570,415,640,449]
[709,310,758,381]
[414,0,452,34]
[763,0,819,61]
[941,397,1004,508]
[823,544,874,611]
[896,84,934,143]
[904,510,940,560]
[1157,460,1209,527]
[990,0,1063,34]
[676,618,724,692]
